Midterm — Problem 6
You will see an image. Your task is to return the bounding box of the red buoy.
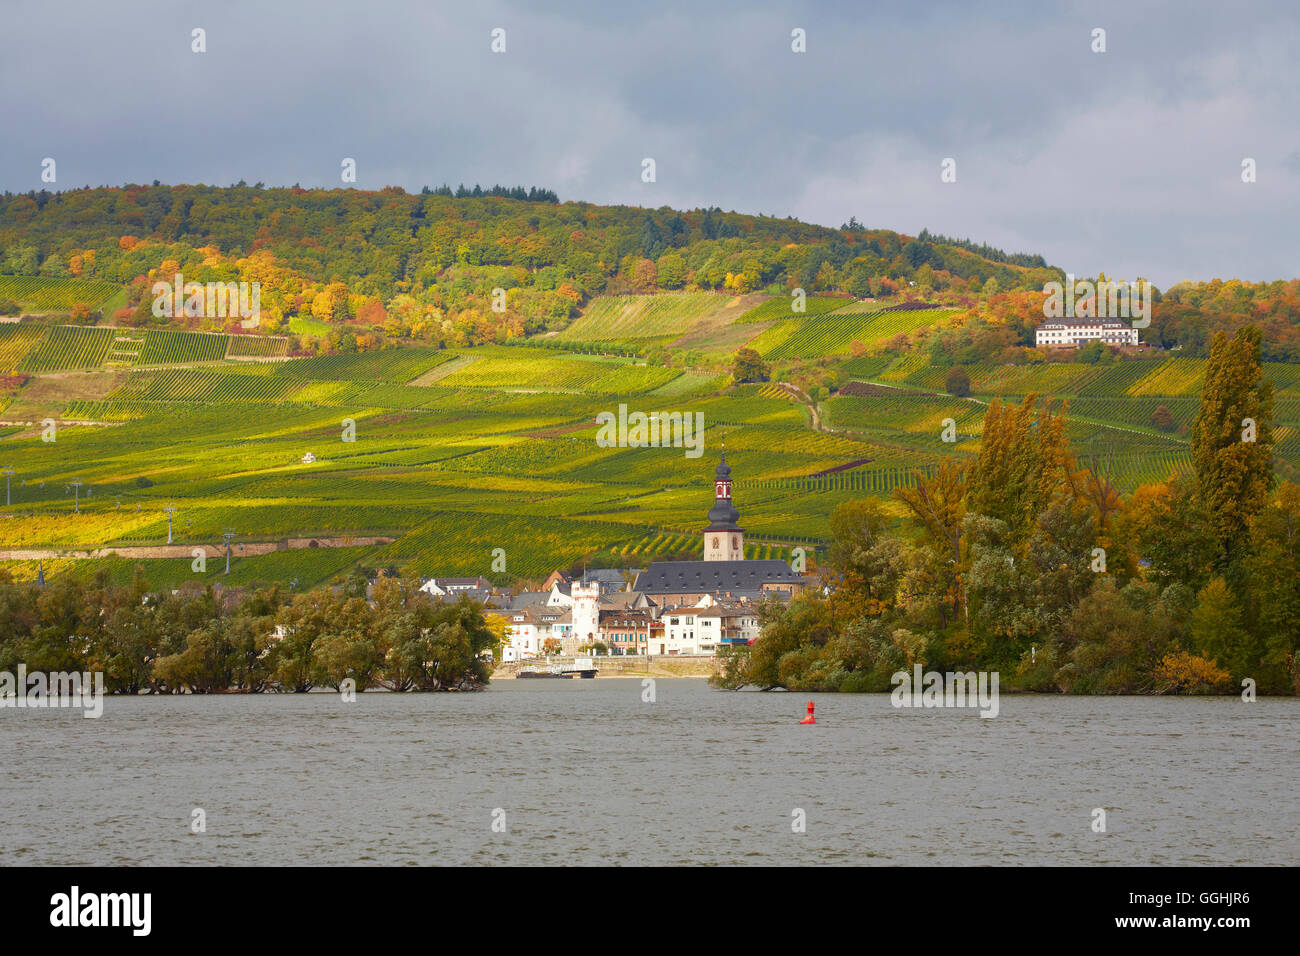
[799,701,816,724]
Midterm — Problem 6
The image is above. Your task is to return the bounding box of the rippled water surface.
[1,680,1296,865]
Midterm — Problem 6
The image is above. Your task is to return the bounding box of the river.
[1,680,1295,865]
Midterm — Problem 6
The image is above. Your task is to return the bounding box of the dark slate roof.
[508,591,551,610]
[634,560,800,593]
[582,569,627,586]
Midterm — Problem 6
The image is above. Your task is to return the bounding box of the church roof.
[634,560,800,594]
[705,452,742,530]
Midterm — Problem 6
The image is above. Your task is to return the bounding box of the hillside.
[0,183,1062,351]
[3,184,1295,361]
[0,314,1296,592]
[0,184,1297,591]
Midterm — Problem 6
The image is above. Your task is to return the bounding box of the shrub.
[1151,651,1231,694]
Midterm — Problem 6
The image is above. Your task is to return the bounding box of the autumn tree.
[895,460,967,627]
[1190,326,1275,569]
[1190,577,1257,680]
[656,252,686,289]
[1243,481,1300,692]
[826,498,905,621]
[945,365,971,397]
[965,395,1074,543]
[732,347,770,383]
[746,592,835,690]
[632,258,658,292]
[1151,404,1176,432]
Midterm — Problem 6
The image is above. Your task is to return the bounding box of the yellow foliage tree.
[1152,651,1231,694]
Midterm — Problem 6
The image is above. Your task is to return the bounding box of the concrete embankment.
[493,656,720,680]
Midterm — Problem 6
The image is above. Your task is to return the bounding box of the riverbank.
[492,656,719,680]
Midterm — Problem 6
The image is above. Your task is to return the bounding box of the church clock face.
[715,481,730,499]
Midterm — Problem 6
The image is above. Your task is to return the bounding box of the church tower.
[703,452,744,561]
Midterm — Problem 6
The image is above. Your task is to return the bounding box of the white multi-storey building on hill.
[1036,319,1140,348]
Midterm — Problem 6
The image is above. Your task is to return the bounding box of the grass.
[288,315,334,336]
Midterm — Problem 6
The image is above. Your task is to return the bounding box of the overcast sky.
[2,0,1296,287]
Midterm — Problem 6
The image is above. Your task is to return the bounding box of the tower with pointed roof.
[703,451,744,561]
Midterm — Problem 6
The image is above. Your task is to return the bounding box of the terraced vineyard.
[1,322,295,373]
[824,390,985,440]
[558,292,763,341]
[0,324,46,372]
[379,511,642,579]
[275,348,451,383]
[0,276,122,312]
[218,544,381,588]
[138,330,230,365]
[1064,397,1198,431]
[104,331,146,367]
[1,293,1295,589]
[750,307,959,360]
[826,352,1300,488]
[734,295,850,323]
[825,299,886,316]
[436,349,681,393]
[18,325,115,372]
[226,335,289,359]
[108,367,303,403]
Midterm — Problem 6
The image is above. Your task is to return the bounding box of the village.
[420,453,818,661]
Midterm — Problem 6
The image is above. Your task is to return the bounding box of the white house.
[700,600,762,649]
[653,596,764,656]
[660,608,706,655]
[546,582,575,607]
[1035,319,1139,349]
[502,608,541,662]
[502,605,569,661]
[419,576,492,599]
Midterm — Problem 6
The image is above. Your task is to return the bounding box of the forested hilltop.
[2,184,1296,360]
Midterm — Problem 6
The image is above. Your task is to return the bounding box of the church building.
[633,453,804,606]
[703,451,744,561]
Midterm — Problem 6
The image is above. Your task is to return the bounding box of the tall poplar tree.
[1190,326,1275,567]
[965,395,1074,543]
